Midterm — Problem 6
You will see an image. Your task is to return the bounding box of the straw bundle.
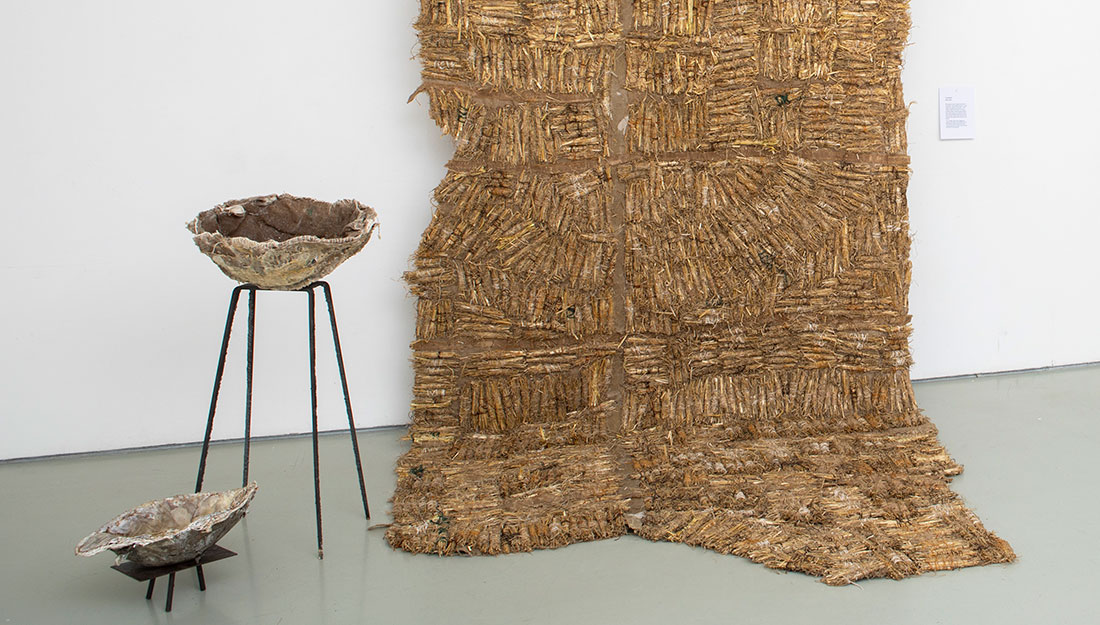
[390,0,1014,584]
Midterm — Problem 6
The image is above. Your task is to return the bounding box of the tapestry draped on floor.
[389,0,1014,585]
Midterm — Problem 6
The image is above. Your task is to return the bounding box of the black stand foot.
[307,286,324,558]
[114,545,235,613]
[165,573,176,612]
[319,282,371,521]
[194,282,370,556]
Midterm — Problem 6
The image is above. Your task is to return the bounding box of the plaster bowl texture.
[75,483,258,567]
[187,194,378,290]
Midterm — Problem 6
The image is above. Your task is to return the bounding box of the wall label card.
[939,86,976,140]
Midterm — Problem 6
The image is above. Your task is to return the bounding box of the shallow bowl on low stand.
[75,483,258,567]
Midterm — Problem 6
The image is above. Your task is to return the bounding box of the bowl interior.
[194,195,363,243]
[105,488,251,538]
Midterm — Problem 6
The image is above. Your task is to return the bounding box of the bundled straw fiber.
[390,0,1014,585]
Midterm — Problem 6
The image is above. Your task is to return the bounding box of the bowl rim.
[187,194,379,248]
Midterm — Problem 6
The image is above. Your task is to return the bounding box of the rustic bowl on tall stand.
[185,194,378,559]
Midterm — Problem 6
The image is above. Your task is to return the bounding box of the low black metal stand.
[193,281,370,559]
[112,545,236,612]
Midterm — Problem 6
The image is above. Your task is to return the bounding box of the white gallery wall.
[1,1,1097,460]
[904,1,1100,380]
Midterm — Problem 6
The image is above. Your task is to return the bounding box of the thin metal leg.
[196,564,206,591]
[145,578,155,600]
[165,573,176,612]
[196,285,246,493]
[307,286,324,559]
[320,282,370,519]
[242,289,256,486]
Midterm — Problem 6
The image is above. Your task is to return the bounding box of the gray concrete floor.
[1,365,1098,624]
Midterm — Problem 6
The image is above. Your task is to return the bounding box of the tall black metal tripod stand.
[193,281,370,558]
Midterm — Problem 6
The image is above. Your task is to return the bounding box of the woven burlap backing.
[388,0,1014,585]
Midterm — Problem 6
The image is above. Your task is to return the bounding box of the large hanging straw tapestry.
[390,0,1014,584]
